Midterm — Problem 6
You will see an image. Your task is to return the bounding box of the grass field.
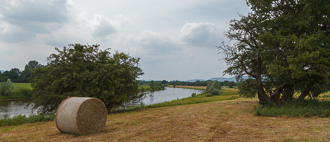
[138,85,150,90]
[1,85,330,141]
[1,97,330,141]
[0,83,32,99]
[12,83,32,91]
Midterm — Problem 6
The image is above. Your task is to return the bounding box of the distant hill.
[187,76,249,82]
[208,76,249,82]
[186,79,207,82]
[140,76,249,82]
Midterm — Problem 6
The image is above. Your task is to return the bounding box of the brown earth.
[0,98,329,141]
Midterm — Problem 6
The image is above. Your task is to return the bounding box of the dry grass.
[1,98,330,141]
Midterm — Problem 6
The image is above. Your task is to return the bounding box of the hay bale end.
[55,97,107,135]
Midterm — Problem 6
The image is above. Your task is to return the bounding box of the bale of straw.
[55,97,107,135]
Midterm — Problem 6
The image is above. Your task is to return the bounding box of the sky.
[0,0,251,81]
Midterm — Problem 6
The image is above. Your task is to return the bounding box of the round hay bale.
[55,97,107,135]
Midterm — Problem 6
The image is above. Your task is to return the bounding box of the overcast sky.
[0,0,251,81]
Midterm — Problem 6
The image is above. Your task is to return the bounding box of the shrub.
[211,89,220,95]
[16,88,33,98]
[206,81,221,93]
[191,93,197,97]
[0,79,14,96]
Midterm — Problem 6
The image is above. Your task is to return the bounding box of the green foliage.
[148,81,165,91]
[0,113,55,126]
[30,44,144,113]
[211,89,221,95]
[220,0,330,104]
[15,88,33,98]
[238,79,258,98]
[228,81,235,88]
[253,99,330,117]
[206,80,222,93]
[0,60,43,83]
[0,79,14,96]
[191,93,196,97]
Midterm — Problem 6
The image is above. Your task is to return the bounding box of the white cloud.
[179,22,223,47]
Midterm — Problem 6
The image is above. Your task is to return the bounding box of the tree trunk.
[257,91,268,105]
[281,85,294,102]
[297,82,314,100]
[270,88,282,105]
[297,90,310,100]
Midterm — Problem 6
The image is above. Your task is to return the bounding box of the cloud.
[90,15,117,38]
[0,0,71,42]
[179,22,223,47]
[133,31,181,56]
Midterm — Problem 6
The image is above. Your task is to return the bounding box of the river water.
[0,87,204,118]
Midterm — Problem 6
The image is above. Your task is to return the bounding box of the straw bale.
[55,97,107,135]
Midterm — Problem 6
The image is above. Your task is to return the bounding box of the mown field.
[1,86,330,141]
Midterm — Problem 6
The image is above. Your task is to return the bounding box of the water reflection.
[0,99,38,118]
[114,87,204,110]
[0,87,204,118]
[142,87,204,105]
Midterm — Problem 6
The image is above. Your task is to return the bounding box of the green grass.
[12,83,32,91]
[253,99,330,117]
[138,85,151,90]
[0,83,33,99]
[0,113,55,126]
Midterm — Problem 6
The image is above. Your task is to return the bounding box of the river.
[0,87,204,118]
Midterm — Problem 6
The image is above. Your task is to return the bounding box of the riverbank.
[1,97,329,141]
[0,98,30,101]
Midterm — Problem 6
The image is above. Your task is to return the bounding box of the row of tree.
[139,80,238,87]
[0,60,42,83]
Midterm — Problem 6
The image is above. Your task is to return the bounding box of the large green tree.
[30,44,144,113]
[220,0,330,105]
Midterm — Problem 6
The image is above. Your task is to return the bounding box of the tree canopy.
[30,44,144,113]
[0,60,42,83]
[219,0,330,105]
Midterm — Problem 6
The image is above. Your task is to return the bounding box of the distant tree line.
[0,60,43,83]
[138,80,238,88]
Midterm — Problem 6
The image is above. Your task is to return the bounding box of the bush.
[206,81,221,93]
[16,88,33,98]
[191,93,197,97]
[211,89,220,95]
[0,79,13,96]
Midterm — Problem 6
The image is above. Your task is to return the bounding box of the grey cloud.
[137,31,180,56]
[0,0,71,42]
[179,22,223,47]
[92,16,117,38]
